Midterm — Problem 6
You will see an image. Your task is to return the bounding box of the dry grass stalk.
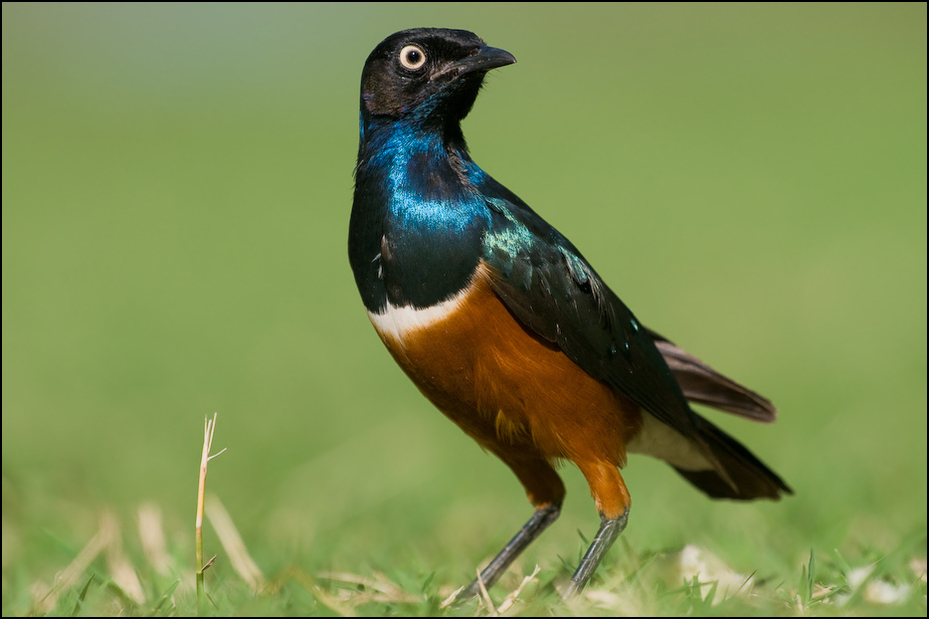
[195,413,225,609]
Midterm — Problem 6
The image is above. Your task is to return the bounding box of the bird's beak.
[435,45,516,80]
[466,46,517,72]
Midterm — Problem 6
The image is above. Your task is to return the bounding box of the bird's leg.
[561,509,629,599]
[451,503,561,603]
[448,454,565,605]
[561,459,632,599]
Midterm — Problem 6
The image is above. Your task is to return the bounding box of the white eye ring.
[399,45,426,70]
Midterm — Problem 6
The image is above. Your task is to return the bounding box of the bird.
[348,27,791,601]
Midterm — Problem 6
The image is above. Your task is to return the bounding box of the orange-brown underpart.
[373,265,639,519]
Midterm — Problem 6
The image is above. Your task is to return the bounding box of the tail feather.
[648,328,777,423]
[683,415,793,500]
[635,328,791,500]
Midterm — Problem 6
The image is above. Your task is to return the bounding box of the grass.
[6,414,925,616]
[2,3,926,616]
[10,496,926,615]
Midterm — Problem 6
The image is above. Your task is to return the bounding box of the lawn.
[2,4,925,616]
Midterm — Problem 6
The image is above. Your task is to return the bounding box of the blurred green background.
[2,0,926,603]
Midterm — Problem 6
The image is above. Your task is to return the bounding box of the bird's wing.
[479,195,702,441]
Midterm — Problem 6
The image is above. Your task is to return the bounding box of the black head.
[360,28,515,127]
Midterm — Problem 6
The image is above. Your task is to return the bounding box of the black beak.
[465,45,517,71]
[434,45,516,81]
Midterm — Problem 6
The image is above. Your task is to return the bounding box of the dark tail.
[642,328,791,499]
[648,328,777,423]
[681,414,793,500]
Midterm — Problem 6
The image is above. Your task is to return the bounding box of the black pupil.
[406,49,421,65]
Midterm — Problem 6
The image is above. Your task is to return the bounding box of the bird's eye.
[399,45,426,70]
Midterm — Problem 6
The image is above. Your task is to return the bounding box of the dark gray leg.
[450,503,561,603]
[561,509,629,599]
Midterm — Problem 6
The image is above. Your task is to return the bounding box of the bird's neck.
[350,117,490,311]
[355,117,490,218]
[358,117,469,176]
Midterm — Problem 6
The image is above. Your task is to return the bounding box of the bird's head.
[359,28,515,131]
